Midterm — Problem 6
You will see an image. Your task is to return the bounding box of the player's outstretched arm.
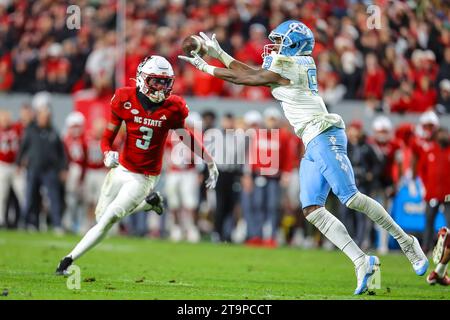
[199,32,254,72]
[176,127,219,189]
[178,52,288,87]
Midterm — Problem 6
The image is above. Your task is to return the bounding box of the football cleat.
[400,235,429,276]
[426,271,450,286]
[354,255,381,295]
[55,256,73,276]
[432,227,449,265]
[144,191,164,215]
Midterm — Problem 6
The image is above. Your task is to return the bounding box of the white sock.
[435,263,448,278]
[306,207,366,266]
[347,192,410,247]
[67,211,118,260]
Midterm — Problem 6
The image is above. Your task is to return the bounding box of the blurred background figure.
[164,112,202,243]
[16,92,67,233]
[370,115,401,253]
[83,118,107,233]
[212,113,243,243]
[62,111,86,234]
[418,127,450,252]
[0,110,22,228]
[339,120,381,250]
[244,108,293,248]
[241,110,262,246]
[436,79,450,114]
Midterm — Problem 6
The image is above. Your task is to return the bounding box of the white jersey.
[262,52,345,146]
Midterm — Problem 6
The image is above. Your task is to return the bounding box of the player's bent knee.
[303,205,322,217]
[345,191,366,210]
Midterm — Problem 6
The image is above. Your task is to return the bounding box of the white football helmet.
[136,55,175,103]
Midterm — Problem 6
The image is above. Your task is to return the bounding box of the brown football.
[182,35,208,57]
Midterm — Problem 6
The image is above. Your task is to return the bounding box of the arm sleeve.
[101,93,123,154]
[171,101,190,130]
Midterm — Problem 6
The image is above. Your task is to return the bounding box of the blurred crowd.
[0,91,449,253]
[1,0,450,113]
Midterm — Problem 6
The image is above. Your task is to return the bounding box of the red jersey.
[420,142,450,201]
[103,87,189,175]
[411,137,435,182]
[85,136,105,169]
[64,135,87,166]
[0,124,21,163]
[249,128,293,176]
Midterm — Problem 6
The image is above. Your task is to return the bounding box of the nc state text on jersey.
[133,116,163,127]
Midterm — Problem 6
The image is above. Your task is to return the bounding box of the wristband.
[203,65,217,76]
[219,51,235,68]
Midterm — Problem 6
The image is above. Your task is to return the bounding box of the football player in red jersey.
[0,110,22,228]
[62,112,87,234]
[56,56,219,275]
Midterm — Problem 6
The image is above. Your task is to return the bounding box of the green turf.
[0,230,447,300]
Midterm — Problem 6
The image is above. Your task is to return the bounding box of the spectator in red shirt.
[246,108,293,248]
[241,23,270,66]
[0,53,13,91]
[363,53,386,101]
[390,81,414,113]
[411,76,437,112]
[410,111,440,199]
[419,127,450,252]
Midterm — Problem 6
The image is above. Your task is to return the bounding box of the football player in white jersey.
[179,20,428,295]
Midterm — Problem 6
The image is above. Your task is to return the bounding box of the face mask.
[148,90,166,103]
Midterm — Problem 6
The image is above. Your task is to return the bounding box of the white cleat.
[400,235,429,276]
[354,255,381,295]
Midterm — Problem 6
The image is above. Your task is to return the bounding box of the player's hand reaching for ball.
[198,32,224,59]
[205,162,219,189]
[104,151,119,169]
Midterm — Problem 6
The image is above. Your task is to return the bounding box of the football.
[182,35,208,57]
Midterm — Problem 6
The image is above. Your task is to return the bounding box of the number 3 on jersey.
[136,126,153,150]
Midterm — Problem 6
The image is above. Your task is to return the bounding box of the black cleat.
[145,192,164,215]
[55,257,73,276]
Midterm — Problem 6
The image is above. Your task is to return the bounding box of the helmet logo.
[289,23,310,36]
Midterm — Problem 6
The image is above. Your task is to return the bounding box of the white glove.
[178,51,216,75]
[199,32,234,67]
[205,162,219,189]
[104,151,119,168]
[199,32,223,59]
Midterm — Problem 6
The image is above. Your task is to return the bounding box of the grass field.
[0,230,448,300]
